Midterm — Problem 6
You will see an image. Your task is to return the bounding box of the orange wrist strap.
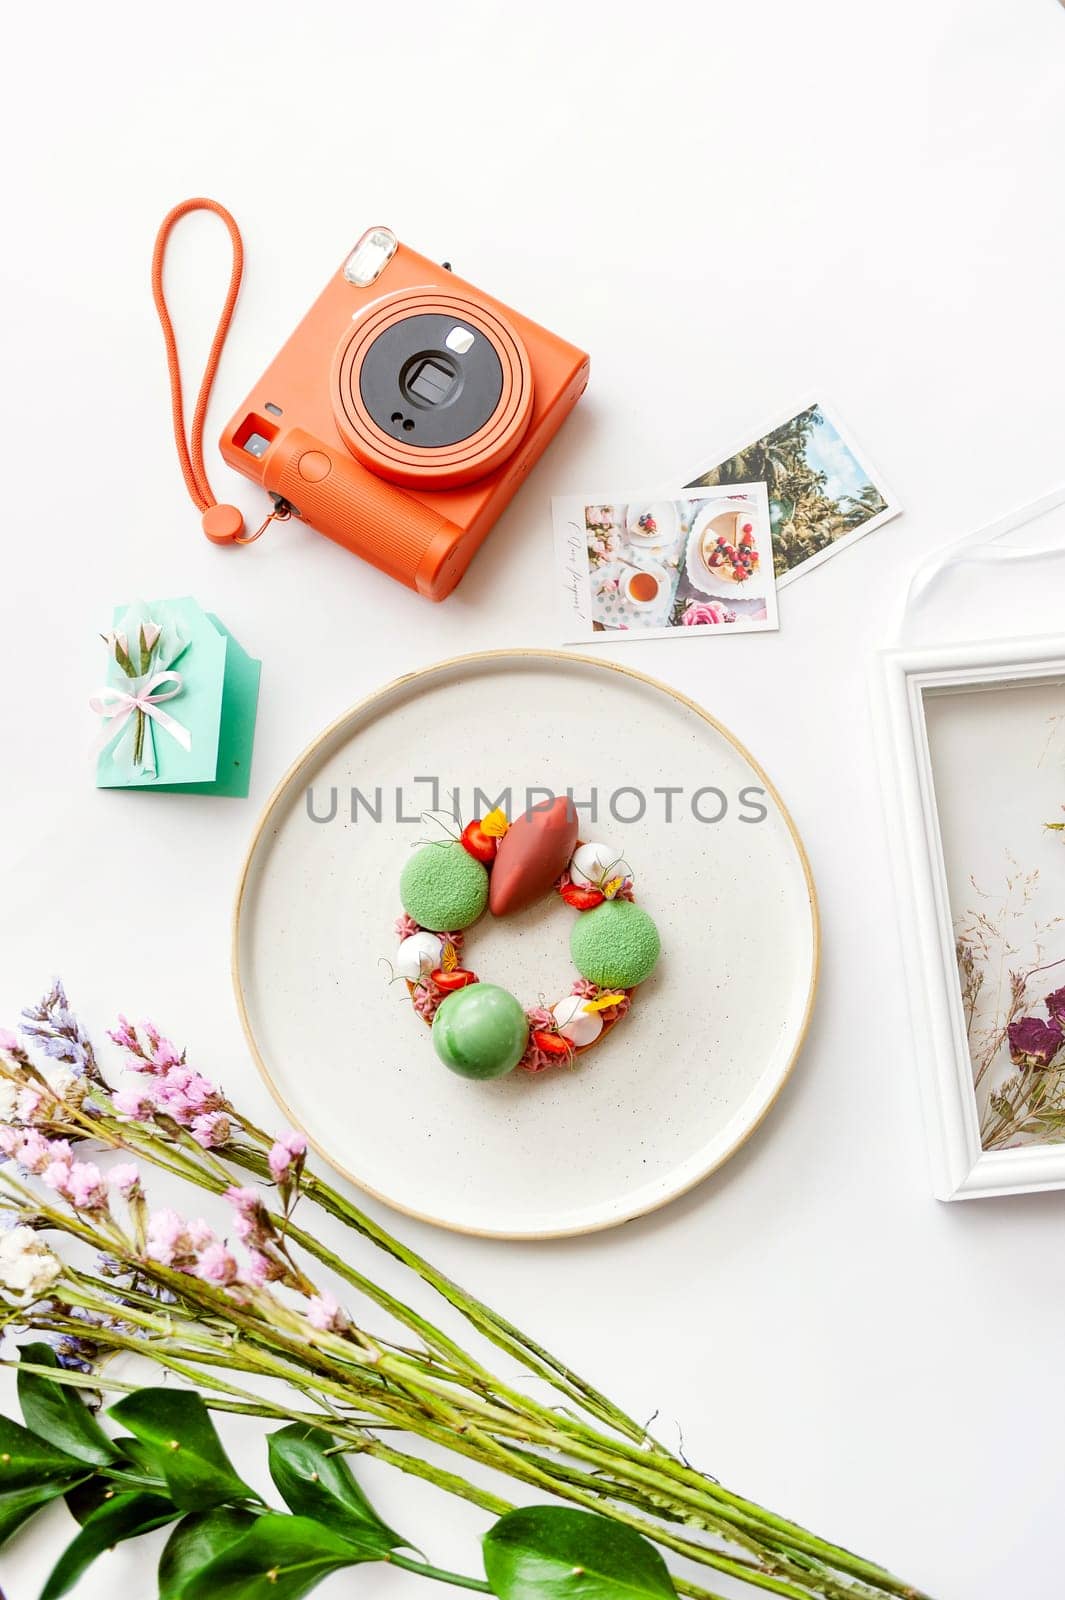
[151,197,285,546]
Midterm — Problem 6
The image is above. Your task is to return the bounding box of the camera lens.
[399,350,462,409]
[332,285,535,488]
[358,313,503,448]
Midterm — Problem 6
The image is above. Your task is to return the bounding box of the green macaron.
[400,841,489,932]
[431,983,529,1080]
[570,898,661,989]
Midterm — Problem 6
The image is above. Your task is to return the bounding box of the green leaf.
[111,1434,166,1478]
[108,1389,255,1512]
[267,1424,404,1556]
[483,1508,677,1600]
[0,1479,89,1548]
[158,1507,258,1600]
[181,1512,373,1600]
[64,1477,114,1526]
[18,1344,117,1466]
[39,1490,179,1600]
[0,1412,84,1491]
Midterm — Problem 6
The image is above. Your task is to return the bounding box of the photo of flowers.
[924,678,1065,1151]
[686,399,901,587]
[552,484,779,644]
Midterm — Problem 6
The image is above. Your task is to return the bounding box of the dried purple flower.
[1007,1015,1064,1070]
[20,980,98,1079]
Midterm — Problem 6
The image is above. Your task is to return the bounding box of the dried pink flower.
[191,1112,231,1149]
[42,1158,74,1194]
[109,1163,142,1197]
[225,1185,273,1248]
[146,1208,192,1266]
[306,1291,348,1333]
[107,1016,139,1052]
[243,1248,283,1286]
[15,1131,71,1176]
[268,1130,308,1183]
[187,1218,215,1251]
[394,912,420,939]
[197,1241,239,1287]
[64,1162,108,1211]
[112,1085,154,1120]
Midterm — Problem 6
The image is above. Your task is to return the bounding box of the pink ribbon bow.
[89,670,192,775]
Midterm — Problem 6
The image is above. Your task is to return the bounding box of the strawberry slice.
[430,968,478,993]
[560,882,605,910]
[460,821,497,863]
[531,1029,573,1058]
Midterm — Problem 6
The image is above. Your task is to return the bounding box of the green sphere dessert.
[400,841,489,933]
[570,899,661,989]
[432,983,529,1080]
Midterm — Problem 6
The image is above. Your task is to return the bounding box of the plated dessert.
[700,510,760,583]
[392,796,661,1080]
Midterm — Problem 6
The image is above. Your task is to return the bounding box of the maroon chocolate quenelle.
[488,796,579,916]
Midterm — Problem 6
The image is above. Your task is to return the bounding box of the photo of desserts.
[553,485,779,643]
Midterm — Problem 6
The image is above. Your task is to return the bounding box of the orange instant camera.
[220,228,589,600]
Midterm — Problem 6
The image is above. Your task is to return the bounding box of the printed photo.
[925,678,1065,1151]
[553,485,778,644]
[687,399,900,587]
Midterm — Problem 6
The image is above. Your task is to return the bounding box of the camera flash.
[344,227,398,287]
[445,326,475,355]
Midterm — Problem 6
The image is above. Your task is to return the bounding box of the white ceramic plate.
[625,501,680,549]
[233,651,818,1238]
[686,496,765,597]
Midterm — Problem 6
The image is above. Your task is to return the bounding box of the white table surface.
[2,2,1064,1596]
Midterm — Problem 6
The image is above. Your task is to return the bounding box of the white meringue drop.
[569,840,632,890]
[395,931,444,981]
[552,993,604,1047]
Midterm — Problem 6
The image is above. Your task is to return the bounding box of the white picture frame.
[875,632,1065,1200]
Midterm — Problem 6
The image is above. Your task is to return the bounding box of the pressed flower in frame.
[1007,1015,1064,1071]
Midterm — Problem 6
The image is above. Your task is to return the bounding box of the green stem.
[387,1553,491,1593]
[6,1095,930,1598]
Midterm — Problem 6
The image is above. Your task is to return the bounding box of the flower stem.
[386,1553,491,1593]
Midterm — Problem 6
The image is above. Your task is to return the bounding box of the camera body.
[220,227,589,599]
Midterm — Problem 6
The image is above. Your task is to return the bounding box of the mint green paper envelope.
[94,597,260,798]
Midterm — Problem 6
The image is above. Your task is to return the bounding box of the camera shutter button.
[297,450,332,483]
